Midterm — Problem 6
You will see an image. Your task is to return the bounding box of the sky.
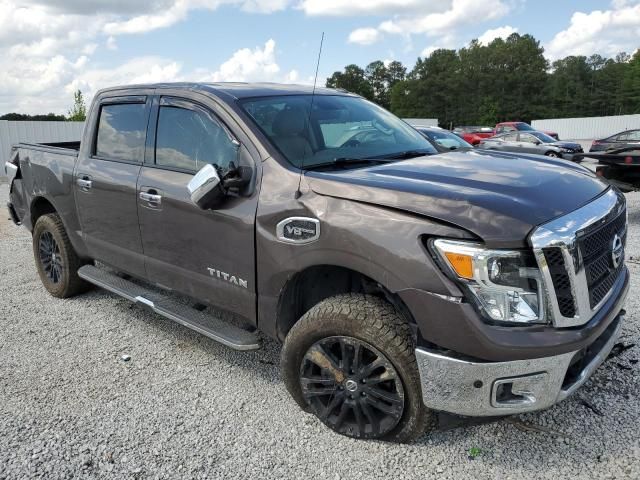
[1,0,639,114]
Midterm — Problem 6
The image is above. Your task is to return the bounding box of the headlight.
[432,239,547,325]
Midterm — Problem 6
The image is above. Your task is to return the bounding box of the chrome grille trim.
[530,189,626,327]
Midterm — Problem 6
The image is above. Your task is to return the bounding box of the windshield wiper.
[377,149,433,160]
[303,157,392,171]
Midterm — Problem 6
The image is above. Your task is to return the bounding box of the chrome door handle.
[76,178,92,190]
[139,192,162,205]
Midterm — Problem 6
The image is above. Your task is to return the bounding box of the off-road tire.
[32,213,90,298]
[281,293,435,443]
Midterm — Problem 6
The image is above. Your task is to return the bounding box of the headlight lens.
[432,239,547,325]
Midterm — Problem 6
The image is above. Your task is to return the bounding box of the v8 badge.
[276,217,320,244]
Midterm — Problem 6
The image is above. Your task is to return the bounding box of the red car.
[494,121,559,140]
[452,126,495,145]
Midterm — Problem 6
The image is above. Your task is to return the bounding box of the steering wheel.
[342,139,361,148]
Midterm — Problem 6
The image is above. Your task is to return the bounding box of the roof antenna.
[296,31,324,199]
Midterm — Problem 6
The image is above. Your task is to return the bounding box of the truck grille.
[578,210,626,308]
[530,189,627,327]
[542,247,575,317]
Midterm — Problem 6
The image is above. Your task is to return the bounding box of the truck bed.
[14,141,81,156]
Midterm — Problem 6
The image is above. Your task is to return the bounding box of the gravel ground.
[1,180,639,479]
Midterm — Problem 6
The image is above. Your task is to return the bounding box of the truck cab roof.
[95,82,355,101]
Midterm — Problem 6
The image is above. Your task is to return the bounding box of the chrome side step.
[78,265,260,351]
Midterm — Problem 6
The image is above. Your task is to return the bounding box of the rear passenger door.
[136,95,259,323]
[74,95,151,278]
[499,132,519,151]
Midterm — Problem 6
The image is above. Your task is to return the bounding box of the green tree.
[326,64,374,100]
[621,50,640,114]
[365,60,390,108]
[67,89,87,121]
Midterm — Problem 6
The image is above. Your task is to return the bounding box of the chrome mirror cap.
[188,164,224,209]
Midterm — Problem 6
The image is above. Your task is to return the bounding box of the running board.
[78,265,260,351]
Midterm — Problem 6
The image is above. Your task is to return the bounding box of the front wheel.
[32,213,90,298]
[545,151,560,158]
[281,294,435,442]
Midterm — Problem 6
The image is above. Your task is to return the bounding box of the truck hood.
[305,151,607,248]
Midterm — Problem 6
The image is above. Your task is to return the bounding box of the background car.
[494,121,559,140]
[477,131,582,159]
[590,129,640,152]
[452,126,494,145]
[416,126,474,152]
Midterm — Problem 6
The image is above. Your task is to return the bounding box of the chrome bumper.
[415,315,623,416]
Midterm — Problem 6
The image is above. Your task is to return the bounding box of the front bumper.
[415,312,623,416]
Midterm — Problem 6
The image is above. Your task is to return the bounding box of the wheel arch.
[30,196,58,229]
[275,264,417,341]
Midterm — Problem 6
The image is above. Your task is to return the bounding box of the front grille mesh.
[579,210,626,308]
[543,247,576,317]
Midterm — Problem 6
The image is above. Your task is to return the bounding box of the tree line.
[326,33,640,127]
[1,90,87,122]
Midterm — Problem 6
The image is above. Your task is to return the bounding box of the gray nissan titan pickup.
[5,83,629,442]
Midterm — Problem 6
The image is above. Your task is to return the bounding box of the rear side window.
[504,132,518,141]
[155,106,237,172]
[627,131,640,141]
[95,103,147,162]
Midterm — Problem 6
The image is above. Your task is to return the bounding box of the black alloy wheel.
[38,231,63,284]
[32,213,90,298]
[300,335,405,439]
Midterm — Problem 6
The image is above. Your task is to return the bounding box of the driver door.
[137,96,259,323]
[518,133,542,154]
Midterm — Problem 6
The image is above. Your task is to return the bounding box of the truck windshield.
[239,94,437,168]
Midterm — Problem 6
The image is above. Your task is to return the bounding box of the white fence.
[404,118,439,127]
[532,114,640,140]
[0,120,85,162]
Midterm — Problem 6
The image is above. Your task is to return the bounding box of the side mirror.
[533,140,541,145]
[188,164,225,210]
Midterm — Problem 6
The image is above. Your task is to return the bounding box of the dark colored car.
[590,129,640,152]
[495,121,559,140]
[576,146,640,192]
[478,131,583,159]
[452,126,494,145]
[5,82,628,443]
[415,126,474,152]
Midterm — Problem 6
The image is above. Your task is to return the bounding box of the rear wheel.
[281,294,434,442]
[32,213,90,298]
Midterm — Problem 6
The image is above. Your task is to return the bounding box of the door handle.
[139,191,162,205]
[76,178,92,190]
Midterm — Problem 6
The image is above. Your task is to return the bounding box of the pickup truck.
[5,83,629,443]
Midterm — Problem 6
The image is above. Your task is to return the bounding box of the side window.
[627,131,640,141]
[504,132,518,141]
[155,105,237,172]
[520,134,535,143]
[96,103,147,162]
[616,133,629,141]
